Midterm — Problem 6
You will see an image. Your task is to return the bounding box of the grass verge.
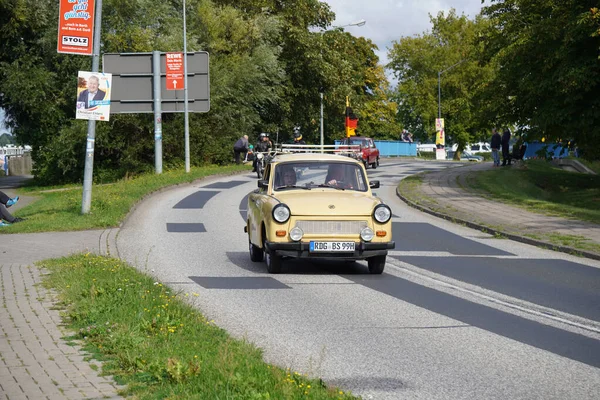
[40,254,357,400]
[396,175,436,206]
[467,160,600,224]
[1,164,249,234]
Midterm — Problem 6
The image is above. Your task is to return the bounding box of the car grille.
[294,220,368,234]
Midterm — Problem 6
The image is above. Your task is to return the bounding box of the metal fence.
[523,142,569,159]
[334,140,417,157]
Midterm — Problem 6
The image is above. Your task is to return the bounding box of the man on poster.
[77,75,106,109]
[76,71,111,121]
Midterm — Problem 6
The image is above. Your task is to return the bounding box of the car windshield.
[347,138,368,147]
[274,161,368,192]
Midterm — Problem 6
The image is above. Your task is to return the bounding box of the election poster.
[76,71,112,121]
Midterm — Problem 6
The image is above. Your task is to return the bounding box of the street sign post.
[102,51,210,175]
[102,52,209,113]
[165,52,184,90]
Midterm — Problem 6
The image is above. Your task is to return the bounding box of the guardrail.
[0,146,30,157]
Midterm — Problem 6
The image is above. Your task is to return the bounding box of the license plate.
[309,241,355,252]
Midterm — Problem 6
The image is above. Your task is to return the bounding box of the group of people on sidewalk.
[490,128,512,167]
[0,190,24,226]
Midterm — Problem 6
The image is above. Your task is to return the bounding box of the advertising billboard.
[58,0,95,55]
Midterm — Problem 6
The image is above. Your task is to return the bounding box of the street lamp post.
[319,90,324,152]
[319,19,366,150]
[437,59,466,119]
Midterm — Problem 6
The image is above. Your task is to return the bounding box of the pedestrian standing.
[233,135,249,164]
[501,129,512,166]
[490,128,502,167]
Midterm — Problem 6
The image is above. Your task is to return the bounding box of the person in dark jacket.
[233,135,249,164]
[292,132,306,145]
[490,128,502,167]
[252,133,272,172]
[501,129,512,166]
[76,75,106,109]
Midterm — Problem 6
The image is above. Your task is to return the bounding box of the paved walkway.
[0,176,124,399]
[1,162,599,399]
[397,161,600,260]
[0,229,124,400]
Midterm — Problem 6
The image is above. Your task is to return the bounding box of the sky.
[322,0,485,78]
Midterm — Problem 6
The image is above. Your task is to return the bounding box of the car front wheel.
[371,158,378,169]
[249,240,264,262]
[367,255,386,274]
[265,250,282,273]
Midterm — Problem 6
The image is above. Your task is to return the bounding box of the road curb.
[395,186,600,262]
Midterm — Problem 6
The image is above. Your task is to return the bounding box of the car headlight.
[289,227,303,241]
[373,204,392,223]
[360,227,374,242]
[272,204,291,223]
[256,152,264,160]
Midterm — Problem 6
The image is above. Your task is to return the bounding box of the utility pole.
[183,0,190,172]
[81,0,103,214]
[318,20,366,149]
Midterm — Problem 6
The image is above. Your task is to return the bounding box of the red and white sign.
[166,52,185,90]
[57,0,95,55]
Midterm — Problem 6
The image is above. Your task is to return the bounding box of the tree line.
[388,0,600,158]
[0,0,598,185]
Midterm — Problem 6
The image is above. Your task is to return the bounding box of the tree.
[0,0,397,184]
[0,133,15,146]
[481,0,600,159]
[388,10,493,155]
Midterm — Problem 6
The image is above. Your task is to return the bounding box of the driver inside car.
[325,163,353,189]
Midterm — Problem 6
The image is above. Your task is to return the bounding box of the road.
[115,158,600,400]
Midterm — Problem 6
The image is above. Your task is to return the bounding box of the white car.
[452,142,491,154]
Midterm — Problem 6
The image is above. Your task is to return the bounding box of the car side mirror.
[369,180,380,189]
[258,180,269,189]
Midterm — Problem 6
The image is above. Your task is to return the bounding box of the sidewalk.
[397,162,600,260]
[0,176,125,399]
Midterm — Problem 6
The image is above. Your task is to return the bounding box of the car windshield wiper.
[317,184,345,190]
[275,184,311,190]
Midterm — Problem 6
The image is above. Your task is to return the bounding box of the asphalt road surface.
[116,158,600,400]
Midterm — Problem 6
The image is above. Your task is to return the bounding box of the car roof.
[270,152,361,164]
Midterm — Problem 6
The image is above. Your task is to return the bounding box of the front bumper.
[265,241,395,259]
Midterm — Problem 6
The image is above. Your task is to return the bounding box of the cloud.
[322,0,484,68]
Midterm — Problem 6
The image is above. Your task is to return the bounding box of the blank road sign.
[102,51,210,113]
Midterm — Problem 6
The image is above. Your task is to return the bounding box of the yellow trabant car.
[245,152,395,274]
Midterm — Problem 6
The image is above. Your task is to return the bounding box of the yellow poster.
[435,118,445,146]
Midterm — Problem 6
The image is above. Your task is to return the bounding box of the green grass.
[467,160,600,224]
[40,254,357,400]
[1,164,250,234]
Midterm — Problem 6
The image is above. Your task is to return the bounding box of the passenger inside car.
[276,165,297,187]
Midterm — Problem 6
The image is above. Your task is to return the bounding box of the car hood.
[275,191,381,216]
